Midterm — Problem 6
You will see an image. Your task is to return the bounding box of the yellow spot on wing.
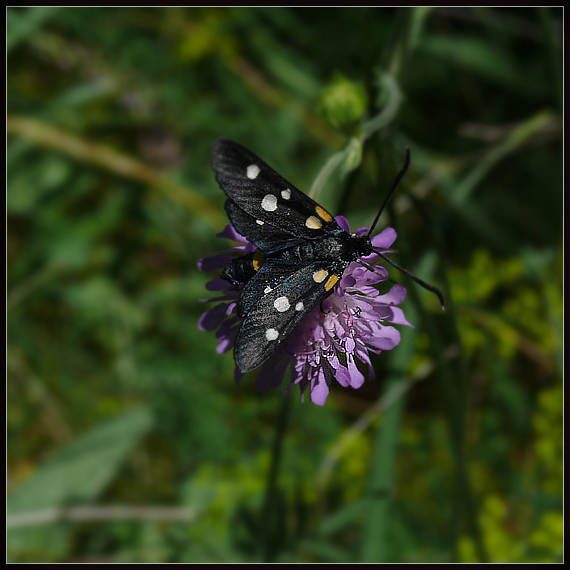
[316,205,333,222]
[325,274,340,291]
[253,251,264,271]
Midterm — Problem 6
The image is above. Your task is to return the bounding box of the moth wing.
[234,260,346,373]
[212,138,341,240]
[224,199,304,254]
[236,257,298,318]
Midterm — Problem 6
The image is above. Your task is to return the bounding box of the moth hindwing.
[212,139,374,373]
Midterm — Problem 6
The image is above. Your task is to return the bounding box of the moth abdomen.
[220,250,264,287]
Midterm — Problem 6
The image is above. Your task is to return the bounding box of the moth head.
[352,234,373,259]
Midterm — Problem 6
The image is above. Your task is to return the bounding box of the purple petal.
[198,255,233,272]
[310,368,330,405]
[335,364,352,387]
[355,266,386,285]
[357,285,382,297]
[355,343,375,379]
[200,293,236,303]
[216,335,234,354]
[335,215,350,232]
[328,352,341,370]
[367,325,401,350]
[383,306,414,327]
[376,283,407,306]
[217,224,248,243]
[198,303,231,331]
[340,274,356,289]
[371,227,397,250]
[206,277,231,291]
[347,355,365,388]
[212,246,247,254]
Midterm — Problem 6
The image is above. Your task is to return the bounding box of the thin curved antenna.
[374,250,445,310]
[366,146,411,238]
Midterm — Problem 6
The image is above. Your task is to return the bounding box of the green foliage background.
[7,7,562,563]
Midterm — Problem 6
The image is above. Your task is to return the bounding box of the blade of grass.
[537,7,562,113]
[7,116,224,230]
[7,6,60,53]
[401,189,489,562]
[450,110,557,205]
[407,265,488,562]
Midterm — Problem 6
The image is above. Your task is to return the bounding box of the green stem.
[537,7,562,113]
[259,392,292,562]
[309,147,349,200]
[309,72,402,202]
[451,110,556,205]
[386,7,434,77]
[362,74,402,140]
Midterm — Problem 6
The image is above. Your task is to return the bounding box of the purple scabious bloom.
[198,216,412,405]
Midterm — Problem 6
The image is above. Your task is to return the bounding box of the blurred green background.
[7,7,562,563]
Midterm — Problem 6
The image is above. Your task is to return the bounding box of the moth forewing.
[224,199,304,254]
[213,139,341,240]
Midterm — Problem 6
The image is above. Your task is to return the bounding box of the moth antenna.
[366,146,411,238]
[357,260,387,279]
[374,250,445,310]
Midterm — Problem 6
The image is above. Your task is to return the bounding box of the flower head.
[198,217,412,405]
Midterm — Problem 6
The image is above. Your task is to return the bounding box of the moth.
[211,139,443,373]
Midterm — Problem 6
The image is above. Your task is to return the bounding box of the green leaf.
[7,408,154,559]
[7,7,61,53]
[298,538,353,563]
[316,499,368,536]
[421,34,542,94]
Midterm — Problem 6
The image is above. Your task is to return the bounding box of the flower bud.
[318,74,368,129]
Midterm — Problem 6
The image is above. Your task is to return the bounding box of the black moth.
[211,139,443,373]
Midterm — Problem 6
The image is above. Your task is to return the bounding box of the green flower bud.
[318,74,368,129]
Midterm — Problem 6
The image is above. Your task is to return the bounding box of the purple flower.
[198,217,412,405]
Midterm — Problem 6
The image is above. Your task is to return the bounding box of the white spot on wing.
[295,301,304,311]
[256,219,264,225]
[274,296,290,312]
[265,328,279,341]
[261,194,278,212]
[264,286,273,294]
[281,189,291,200]
[313,269,328,283]
[306,216,322,229]
[247,164,260,179]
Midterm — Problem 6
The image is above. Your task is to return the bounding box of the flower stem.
[258,391,292,562]
[309,147,350,200]
[362,74,402,140]
[309,72,402,202]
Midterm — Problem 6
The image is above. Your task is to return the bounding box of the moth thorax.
[349,235,373,259]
